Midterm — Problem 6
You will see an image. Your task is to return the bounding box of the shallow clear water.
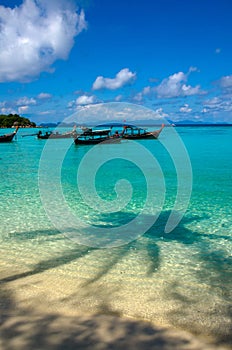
[0,126,232,343]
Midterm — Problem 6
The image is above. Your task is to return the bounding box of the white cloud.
[76,95,98,105]
[0,96,37,114]
[38,110,55,115]
[133,92,143,102]
[0,94,57,116]
[204,97,221,107]
[156,71,202,98]
[181,84,201,95]
[64,102,167,124]
[92,68,136,90]
[143,86,152,95]
[0,102,16,114]
[115,95,123,102]
[131,67,202,103]
[0,0,87,82]
[18,105,29,113]
[133,86,151,102]
[16,97,36,106]
[188,66,198,73]
[203,96,232,113]
[37,92,52,99]
[219,75,232,88]
[180,104,192,113]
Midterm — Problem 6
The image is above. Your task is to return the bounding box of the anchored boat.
[37,126,78,139]
[121,124,165,140]
[74,128,121,145]
[0,126,19,143]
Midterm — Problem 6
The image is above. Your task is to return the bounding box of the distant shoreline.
[37,123,232,128]
[1,123,232,129]
[171,123,232,127]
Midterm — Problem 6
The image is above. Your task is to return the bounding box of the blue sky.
[0,0,231,124]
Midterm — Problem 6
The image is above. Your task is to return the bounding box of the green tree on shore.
[0,114,36,128]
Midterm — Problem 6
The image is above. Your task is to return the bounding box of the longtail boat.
[37,126,78,139]
[0,126,19,143]
[121,124,165,140]
[74,128,120,145]
[74,128,110,145]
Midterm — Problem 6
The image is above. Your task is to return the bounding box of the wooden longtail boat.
[121,124,165,139]
[74,128,120,145]
[37,127,78,139]
[0,126,19,143]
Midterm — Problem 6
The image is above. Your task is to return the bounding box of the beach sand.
[1,310,229,350]
[0,270,230,350]
[1,241,232,350]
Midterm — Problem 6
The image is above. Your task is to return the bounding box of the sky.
[0,0,231,124]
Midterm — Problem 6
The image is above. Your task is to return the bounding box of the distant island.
[2,115,230,128]
[0,114,36,128]
[170,119,232,127]
[37,120,232,128]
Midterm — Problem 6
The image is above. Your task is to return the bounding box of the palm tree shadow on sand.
[0,281,224,350]
[0,210,232,348]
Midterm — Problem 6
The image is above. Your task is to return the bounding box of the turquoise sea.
[0,126,232,345]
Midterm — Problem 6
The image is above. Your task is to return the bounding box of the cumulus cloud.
[132,68,202,103]
[179,104,192,113]
[143,86,152,95]
[0,100,16,114]
[18,105,29,113]
[203,96,232,113]
[0,0,87,82]
[133,92,143,102]
[133,86,151,102]
[188,66,198,73]
[92,68,136,90]
[115,95,123,102]
[64,102,167,125]
[37,92,52,99]
[219,75,232,89]
[16,96,37,115]
[0,95,37,114]
[76,95,98,105]
[204,97,221,106]
[156,71,202,98]
[16,97,36,106]
[201,95,232,122]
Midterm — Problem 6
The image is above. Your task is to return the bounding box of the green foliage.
[0,114,36,128]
